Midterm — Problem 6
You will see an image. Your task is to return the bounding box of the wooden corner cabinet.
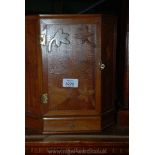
[26,14,117,134]
[25,14,129,155]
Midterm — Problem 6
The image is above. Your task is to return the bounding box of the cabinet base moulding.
[43,116,102,133]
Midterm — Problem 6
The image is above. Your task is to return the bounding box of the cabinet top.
[25,14,116,19]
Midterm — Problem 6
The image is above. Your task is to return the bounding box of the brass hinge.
[40,34,46,45]
[41,93,48,104]
[40,29,47,45]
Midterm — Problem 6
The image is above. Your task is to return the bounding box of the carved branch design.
[48,29,70,52]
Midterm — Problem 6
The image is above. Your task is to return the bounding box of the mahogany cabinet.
[26,15,117,134]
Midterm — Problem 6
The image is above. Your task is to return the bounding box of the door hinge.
[40,34,46,45]
[40,29,47,45]
[41,93,48,104]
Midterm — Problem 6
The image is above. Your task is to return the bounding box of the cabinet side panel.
[101,16,117,128]
[25,17,43,133]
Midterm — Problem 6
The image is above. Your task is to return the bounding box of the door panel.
[40,16,101,116]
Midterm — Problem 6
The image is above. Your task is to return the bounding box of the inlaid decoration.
[48,29,70,52]
[40,26,70,52]
[74,25,96,48]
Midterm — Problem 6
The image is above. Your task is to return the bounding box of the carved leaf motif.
[48,29,70,52]
[74,25,95,48]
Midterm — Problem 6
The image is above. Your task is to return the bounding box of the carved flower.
[48,29,70,52]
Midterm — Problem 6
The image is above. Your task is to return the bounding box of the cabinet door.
[39,15,102,133]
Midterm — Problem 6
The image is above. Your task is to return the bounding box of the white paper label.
[63,79,78,88]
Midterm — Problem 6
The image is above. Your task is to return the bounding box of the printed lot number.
[63,79,78,88]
